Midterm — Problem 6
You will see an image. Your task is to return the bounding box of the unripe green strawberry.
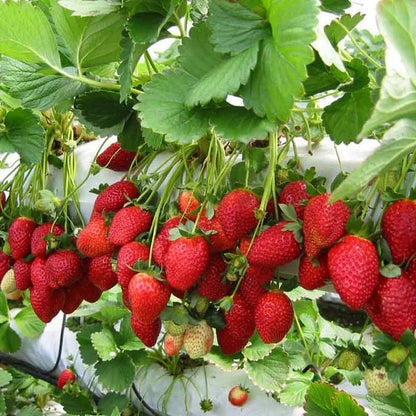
[328,235,379,309]
[165,235,209,291]
[1,269,21,300]
[248,222,301,268]
[217,189,260,241]
[164,333,184,356]
[381,199,416,265]
[387,345,409,365]
[364,368,395,397]
[163,320,188,336]
[303,194,350,258]
[131,314,161,347]
[400,362,416,396]
[183,320,213,359]
[338,350,361,371]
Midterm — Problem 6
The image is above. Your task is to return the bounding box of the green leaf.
[205,346,242,371]
[246,348,290,392]
[283,340,308,370]
[243,332,275,361]
[279,372,314,407]
[142,128,164,150]
[320,0,351,14]
[0,395,5,416]
[61,393,95,415]
[51,3,124,68]
[127,13,166,44]
[324,14,365,47]
[77,323,102,365]
[58,0,121,16]
[0,368,12,388]
[207,0,270,56]
[341,59,371,92]
[0,108,45,165]
[333,391,370,416]
[0,58,87,110]
[368,390,415,416]
[323,88,374,144]
[0,2,61,67]
[118,114,144,152]
[0,292,8,317]
[91,328,119,361]
[0,323,21,353]
[13,307,45,338]
[93,305,130,325]
[95,353,135,391]
[242,0,318,121]
[74,91,134,136]
[98,393,129,416]
[304,382,336,416]
[330,119,416,202]
[16,406,42,416]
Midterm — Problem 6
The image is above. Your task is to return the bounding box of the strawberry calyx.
[216,295,234,312]
[168,220,215,243]
[200,398,213,412]
[160,304,200,326]
[380,264,402,278]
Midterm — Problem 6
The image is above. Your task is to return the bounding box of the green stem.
[174,12,186,38]
[333,144,345,175]
[145,51,159,74]
[293,311,313,364]
[300,112,313,155]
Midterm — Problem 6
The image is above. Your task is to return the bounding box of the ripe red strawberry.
[131,314,161,347]
[96,142,138,171]
[108,206,152,246]
[31,223,65,258]
[152,216,184,267]
[164,333,184,356]
[266,192,280,219]
[117,241,149,289]
[381,199,416,265]
[217,189,260,241]
[228,385,249,406]
[165,235,209,291]
[86,254,117,291]
[57,368,76,389]
[30,285,65,323]
[328,235,379,309]
[247,222,301,268]
[76,218,116,258]
[0,192,6,209]
[197,254,230,301]
[72,275,102,303]
[61,282,84,314]
[30,257,49,289]
[279,180,311,220]
[8,217,37,259]
[198,213,235,253]
[46,250,83,288]
[89,210,103,222]
[299,254,329,290]
[0,252,13,284]
[239,273,266,310]
[128,272,171,324]
[217,295,255,354]
[255,291,293,343]
[178,190,202,220]
[14,259,32,290]
[365,273,416,341]
[183,320,214,359]
[406,256,416,288]
[93,180,139,214]
[303,194,350,258]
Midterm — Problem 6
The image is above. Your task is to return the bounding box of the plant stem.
[293,311,314,364]
[145,51,160,74]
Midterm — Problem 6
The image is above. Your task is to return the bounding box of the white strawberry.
[183,320,213,359]
[364,368,395,397]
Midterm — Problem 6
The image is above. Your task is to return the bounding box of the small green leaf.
[247,147,268,172]
[58,0,121,16]
[61,393,95,416]
[128,13,166,44]
[246,348,290,392]
[279,372,314,407]
[0,108,44,165]
[368,390,414,416]
[118,316,145,351]
[95,353,136,391]
[142,128,164,150]
[0,323,21,353]
[0,395,5,416]
[333,390,368,416]
[118,113,144,152]
[205,345,242,371]
[16,406,42,416]
[243,332,275,361]
[13,307,45,338]
[98,393,129,416]
[77,323,102,365]
[0,292,8,317]
[91,328,119,361]
[324,14,365,47]
[93,305,129,325]
[0,368,12,388]
[304,382,336,416]
[320,0,351,14]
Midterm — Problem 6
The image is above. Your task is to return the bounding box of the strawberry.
[239,273,266,310]
[128,272,171,324]
[76,218,116,258]
[217,189,260,241]
[365,273,416,341]
[255,291,293,343]
[217,326,251,355]
[247,222,301,268]
[96,142,138,171]
[266,192,280,219]
[299,254,329,290]
[1,269,21,300]
[0,192,6,209]
[30,285,65,323]
[0,251,12,284]
[31,222,65,258]
[93,180,139,214]
[228,385,249,406]
[89,210,103,222]
[164,320,188,336]
[381,199,416,265]
[61,281,85,314]
[178,190,202,220]
[165,235,209,291]
[73,275,102,303]
[198,213,235,253]
[30,257,49,288]
[46,250,83,288]
[328,235,379,309]
[8,217,37,259]
[152,216,184,267]
[164,333,184,356]
[108,205,152,246]
[400,362,416,396]
[57,368,76,389]
[280,180,311,220]
[407,256,416,288]
[86,254,117,291]
[131,314,161,347]
[364,368,395,397]
[197,254,230,301]
[183,320,214,359]
[387,345,409,365]
[117,241,149,289]
[14,259,32,291]
[338,350,361,371]
[303,194,350,258]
